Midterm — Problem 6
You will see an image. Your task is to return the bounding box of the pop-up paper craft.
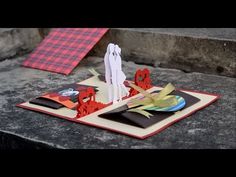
[22,28,108,75]
[17,44,220,139]
[104,43,129,104]
[29,84,99,109]
[129,68,152,96]
[76,87,107,118]
[127,83,186,118]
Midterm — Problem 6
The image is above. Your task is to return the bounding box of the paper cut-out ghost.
[104,43,129,104]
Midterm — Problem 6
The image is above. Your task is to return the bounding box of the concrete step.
[92,28,236,77]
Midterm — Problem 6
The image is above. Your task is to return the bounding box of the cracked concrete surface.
[0,55,235,149]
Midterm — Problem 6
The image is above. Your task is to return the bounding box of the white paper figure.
[104,43,114,102]
[104,43,129,104]
[114,44,129,101]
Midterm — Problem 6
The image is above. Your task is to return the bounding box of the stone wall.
[0,28,235,77]
[92,29,236,78]
[0,28,50,61]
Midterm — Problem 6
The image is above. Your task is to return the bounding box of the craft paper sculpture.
[126,83,186,118]
[17,75,219,139]
[18,43,220,139]
[104,43,129,104]
[22,28,108,75]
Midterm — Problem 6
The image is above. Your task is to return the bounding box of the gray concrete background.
[0,28,47,61]
[92,28,236,78]
[132,28,236,41]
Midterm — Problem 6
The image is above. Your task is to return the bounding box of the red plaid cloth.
[22,28,108,75]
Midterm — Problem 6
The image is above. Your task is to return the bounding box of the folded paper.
[129,68,152,96]
[17,76,219,139]
[99,90,200,128]
[29,84,98,109]
[104,43,129,104]
[22,28,108,75]
[18,41,220,139]
[127,82,185,118]
[76,87,107,118]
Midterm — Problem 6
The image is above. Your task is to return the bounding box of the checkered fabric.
[22,28,108,75]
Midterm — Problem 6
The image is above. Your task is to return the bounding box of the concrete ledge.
[92,28,236,77]
[0,131,54,149]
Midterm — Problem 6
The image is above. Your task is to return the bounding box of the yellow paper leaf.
[129,83,153,99]
[127,82,178,110]
[128,97,153,108]
[88,68,100,77]
[153,95,178,107]
[153,83,175,100]
[128,108,153,119]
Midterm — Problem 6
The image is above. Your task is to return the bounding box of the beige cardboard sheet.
[18,76,219,139]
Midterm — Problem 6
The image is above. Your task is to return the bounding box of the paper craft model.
[17,43,220,139]
[104,43,129,104]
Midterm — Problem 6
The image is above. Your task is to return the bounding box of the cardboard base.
[17,76,220,139]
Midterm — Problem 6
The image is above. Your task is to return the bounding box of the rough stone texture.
[92,28,236,77]
[0,28,43,61]
[0,56,235,149]
[131,28,236,41]
[1,28,235,77]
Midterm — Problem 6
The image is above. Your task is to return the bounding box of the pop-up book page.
[17,76,219,139]
[18,43,220,139]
